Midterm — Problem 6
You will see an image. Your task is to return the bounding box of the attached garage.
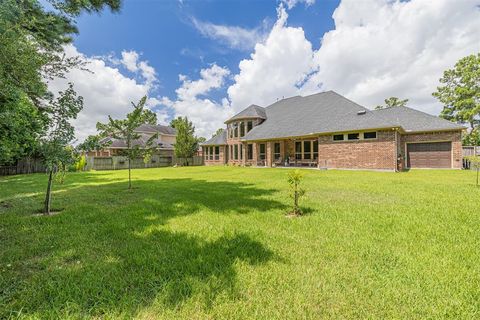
[407,142,452,168]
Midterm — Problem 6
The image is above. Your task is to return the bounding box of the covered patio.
[244,138,320,168]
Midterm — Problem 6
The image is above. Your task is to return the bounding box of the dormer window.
[240,122,245,137]
[247,121,253,132]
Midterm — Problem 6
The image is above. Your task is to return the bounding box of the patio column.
[252,142,258,166]
[242,142,246,166]
[266,141,273,167]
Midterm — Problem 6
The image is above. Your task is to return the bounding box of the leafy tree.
[197,137,207,143]
[39,83,83,215]
[97,96,158,189]
[171,116,198,165]
[0,94,47,165]
[287,170,306,216]
[212,128,224,138]
[0,0,120,164]
[77,134,108,154]
[375,97,409,110]
[462,128,480,146]
[433,53,480,144]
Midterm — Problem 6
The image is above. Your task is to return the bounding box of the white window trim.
[332,131,378,142]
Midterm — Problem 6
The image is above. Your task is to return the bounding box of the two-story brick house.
[202,91,464,170]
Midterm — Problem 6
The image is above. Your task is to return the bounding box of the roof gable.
[135,124,176,135]
[226,104,266,123]
[202,130,227,146]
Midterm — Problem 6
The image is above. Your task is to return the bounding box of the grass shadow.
[0,175,284,318]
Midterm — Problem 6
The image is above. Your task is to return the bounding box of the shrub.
[287,170,306,216]
[74,155,87,172]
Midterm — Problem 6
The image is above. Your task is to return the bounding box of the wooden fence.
[173,156,204,166]
[85,155,204,171]
[0,158,46,176]
[463,146,480,169]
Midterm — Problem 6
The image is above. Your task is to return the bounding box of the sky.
[47,0,480,142]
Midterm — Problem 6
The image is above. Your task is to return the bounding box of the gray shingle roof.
[241,91,464,141]
[242,91,399,141]
[372,106,465,132]
[226,104,266,123]
[103,133,174,150]
[136,124,176,135]
[202,130,227,146]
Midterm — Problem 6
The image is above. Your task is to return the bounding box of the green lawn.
[1,167,479,319]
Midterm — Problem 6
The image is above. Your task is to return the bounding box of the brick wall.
[318,130,397,170]
[204,145,226,166]
[400,131,463,169]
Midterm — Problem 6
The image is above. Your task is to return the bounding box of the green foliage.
[77,134,108,153]
[462,128,480,146]
[287,169,306,216]
[96,96,158,189]
[38,83,83,214]
[171,116,199,165]
[434,53,480,136]
[0,0,120,164]
[213,128,224,138]
[375,97,409,110]
[73,154,87,172]
[0,93,47,165]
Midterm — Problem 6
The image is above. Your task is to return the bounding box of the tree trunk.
[44,169,53,215]
[294,183,299,215]
[128,157,131,189]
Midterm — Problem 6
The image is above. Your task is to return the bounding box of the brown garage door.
[407,142,451,168]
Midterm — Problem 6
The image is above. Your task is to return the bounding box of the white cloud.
[226,0,480,118]
[160,64,234,138]
[227,6,316,110]
[282,0,315,10]
[192,18,268,51]
[119,50,157,85]
[302,0,480,114]
[48,45,158,143]
[120,50,139,72]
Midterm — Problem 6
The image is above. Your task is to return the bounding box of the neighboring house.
[202,91,465,170]
[88,124,176,157]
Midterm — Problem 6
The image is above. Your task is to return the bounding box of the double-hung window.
[247,144,253,160]
[215,146,219,160]
[259,144,266,160]
[313,140,318,159]
[295,141,302,160]
[303,141,311,159]
[274,142,281,160]
[209,147,213,160]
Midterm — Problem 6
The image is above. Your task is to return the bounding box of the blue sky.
[46,0,480,141]
[73,0,338,100]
